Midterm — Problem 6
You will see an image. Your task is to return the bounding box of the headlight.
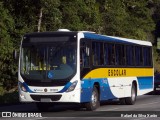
[66,81,78,92]
[19,82,27,92]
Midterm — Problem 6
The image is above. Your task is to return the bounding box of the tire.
[125,84,136,105]
[36,102,51,111]
[85,86,100,111]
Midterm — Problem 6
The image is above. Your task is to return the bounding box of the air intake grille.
[30,95,62,101]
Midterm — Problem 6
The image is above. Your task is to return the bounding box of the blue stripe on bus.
[83,33,131,44]
[22,82,35,93]
[81,78,117,102]
[137,77,153,90]
[21,81,72,93]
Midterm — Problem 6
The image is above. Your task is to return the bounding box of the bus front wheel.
[85,86,100,111]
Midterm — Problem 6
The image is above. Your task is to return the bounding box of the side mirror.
[13,50,18,60]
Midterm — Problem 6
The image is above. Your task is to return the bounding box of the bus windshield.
[20,36,77,81]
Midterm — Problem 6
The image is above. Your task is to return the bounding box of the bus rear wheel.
[125,84,136,105]
[85,86,100,111]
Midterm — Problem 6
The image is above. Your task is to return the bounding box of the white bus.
[17,29,154,111]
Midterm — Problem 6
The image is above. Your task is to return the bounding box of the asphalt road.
[0,94,160,120]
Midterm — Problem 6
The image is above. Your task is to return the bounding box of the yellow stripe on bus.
[83,68,154,79]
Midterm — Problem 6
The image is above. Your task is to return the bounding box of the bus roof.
[23,31,152,46]
[24,31,77,37]
[82,32,152,46]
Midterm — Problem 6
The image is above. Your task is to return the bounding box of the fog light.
[20,94,25,99]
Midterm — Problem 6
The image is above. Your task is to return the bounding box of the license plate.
[41,98,51,102]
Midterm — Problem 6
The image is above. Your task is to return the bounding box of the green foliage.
[60,0,102,31]
[101,0,128,36]
[0,2,17,90]
[0,0,160,93]
[40,0,62,31]
[100,0,155,40]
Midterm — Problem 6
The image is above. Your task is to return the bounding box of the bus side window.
[139,47,143,66]
[108,44,115,65]
[126,45,134,66]
[143,47,152,66]
[104,44,108,65]
[115,44,126,66]
[135,46,143,66]
[121,45,126,65]
[80,41,90,67]
[100,43,104,65]
[92,42,104,66]
[92,42,98,65]
[143,47,147,66]
[148,47,152,66]
[92,42,96,65]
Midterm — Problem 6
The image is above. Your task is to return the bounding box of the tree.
[0,0,63,90]
[152,0,160,38]
[124,0,155,40]
[100,0,130,36]
[3,0,62,46]
[60,0,102,32]
[100,0,155,40]
[0,0,159,90]
[0,1,16,90]
[39,0,62,31]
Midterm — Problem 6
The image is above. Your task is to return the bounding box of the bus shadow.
[44,101,121,112]
[100,101,120,106]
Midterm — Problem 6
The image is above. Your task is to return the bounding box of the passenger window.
[80,40,90,67]
[108,44,115,65]
[135,46,143,66]
[143,47,152,66]
[115,44,125,66]
[126,46,135,66]
[92,42,104,66]
[104,44,108,65]
[104,43,115,65]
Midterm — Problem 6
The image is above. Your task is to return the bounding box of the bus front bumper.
[19,90,80,103]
